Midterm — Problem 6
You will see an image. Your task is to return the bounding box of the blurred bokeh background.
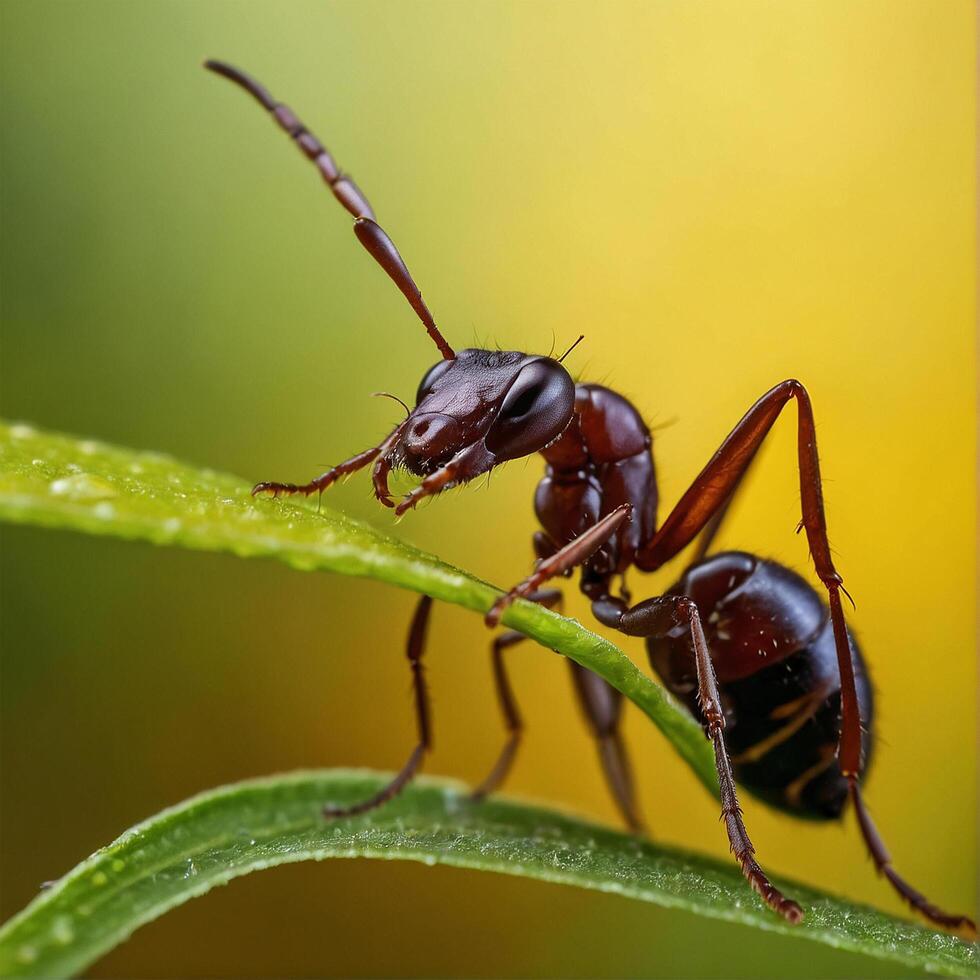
[1,2,975,977]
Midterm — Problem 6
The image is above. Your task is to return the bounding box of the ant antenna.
[204,59,456,361]
[372,391,411,418]
[558,335,585,363]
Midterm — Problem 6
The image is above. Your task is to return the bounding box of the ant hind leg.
[637,379,975,934]
[568,661,646,834]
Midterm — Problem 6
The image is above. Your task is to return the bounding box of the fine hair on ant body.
[203,59,975,936]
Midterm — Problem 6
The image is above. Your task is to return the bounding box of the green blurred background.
[1,2,975,977]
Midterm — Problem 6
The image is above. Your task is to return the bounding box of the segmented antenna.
[204,59,455,361]
[558,334,585,363]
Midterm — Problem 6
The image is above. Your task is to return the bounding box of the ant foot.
[485,592,514,629]
[374,489,396,508]
[394,494,421,517]
[251,481,302,498]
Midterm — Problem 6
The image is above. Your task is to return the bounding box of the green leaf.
[2,422,976,978]
[0,771,975,979]
[0,420,715,794]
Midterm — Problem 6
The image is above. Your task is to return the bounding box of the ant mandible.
[204,59,975,936]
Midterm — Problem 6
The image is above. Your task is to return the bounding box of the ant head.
[202,61,582,513]
[402,349,575,473]
[378,349,576,512]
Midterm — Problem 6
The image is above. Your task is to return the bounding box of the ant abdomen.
[647,551,874,819]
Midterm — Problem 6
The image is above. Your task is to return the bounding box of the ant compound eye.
[416,360,453,404]
[485,359,576,461]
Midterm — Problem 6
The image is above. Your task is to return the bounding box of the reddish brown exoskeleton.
[204,60,975,936]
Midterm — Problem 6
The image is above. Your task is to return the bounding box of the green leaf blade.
[1,772,975,979]
[0,421,715,793]
[2,423,976,978]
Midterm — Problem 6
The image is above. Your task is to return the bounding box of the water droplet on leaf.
[51,915,74,945]
[49,473,117,502]
[16,944,38,964]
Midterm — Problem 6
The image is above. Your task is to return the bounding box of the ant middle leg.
[592,592,803,923]
[471,587,562,801]
[324,594,432,818]
[486,509,796,916]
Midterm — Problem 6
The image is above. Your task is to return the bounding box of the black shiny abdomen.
[646,551,873,820]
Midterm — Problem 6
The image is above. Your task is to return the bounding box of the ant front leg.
[485,504,632,627]
[593,593,803,923]
[324,594,432,818]
[252,445,381,500]
[253,421,408,508]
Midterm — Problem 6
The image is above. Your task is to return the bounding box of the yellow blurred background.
[1,2,974,977]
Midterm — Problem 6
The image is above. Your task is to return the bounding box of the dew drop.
[9,423,36,439]
[17,944,38,964]
[93,501,116,520]
[49,474,117,502]
[78,440,99,455]
[51,915,74,945]
[183,858,197,879]
[162,517,182,535]
[111,859,125,872]
[91,870,108,886]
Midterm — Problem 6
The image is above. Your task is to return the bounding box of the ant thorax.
[535,383,658,581]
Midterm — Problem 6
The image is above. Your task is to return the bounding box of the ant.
[204,59,975,936]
